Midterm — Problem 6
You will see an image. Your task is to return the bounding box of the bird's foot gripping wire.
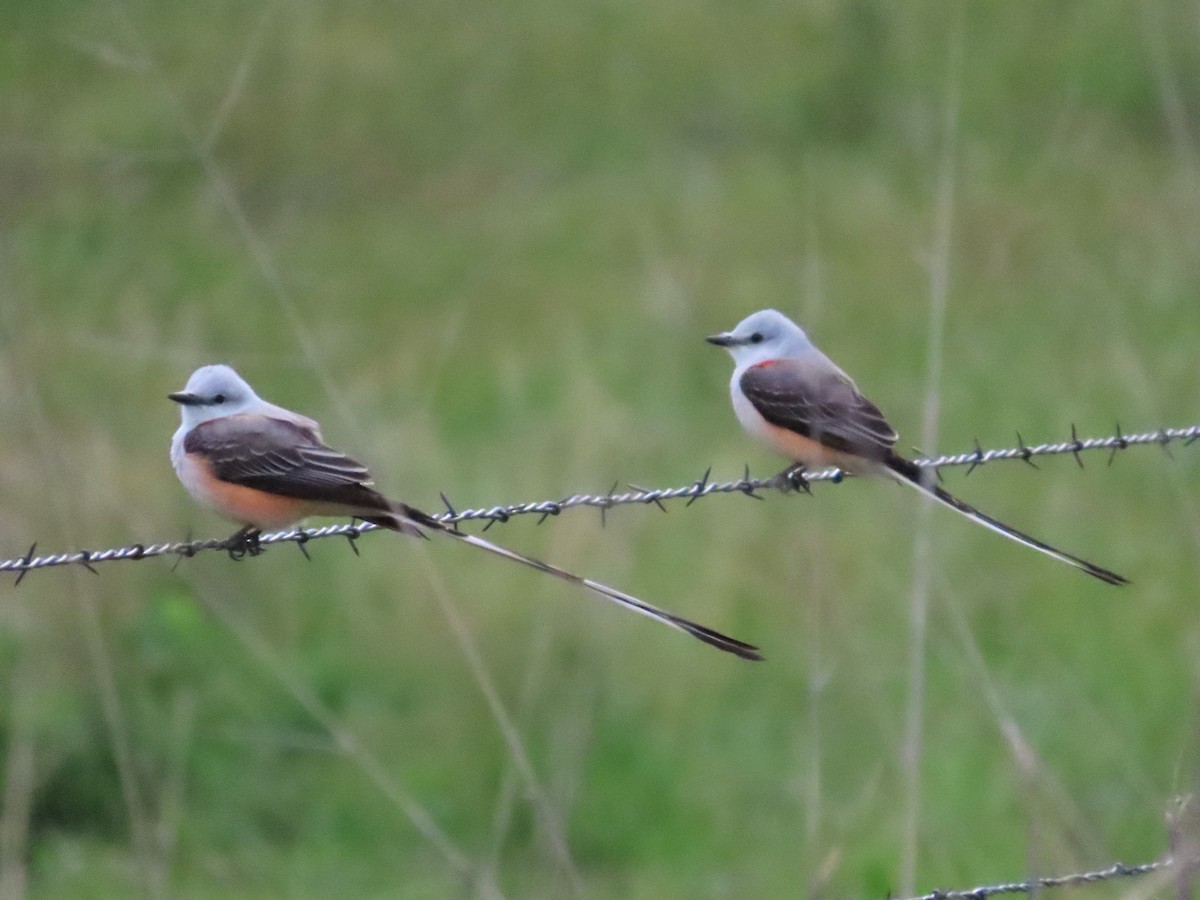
[225,526,265,560]
[773,463,812,495]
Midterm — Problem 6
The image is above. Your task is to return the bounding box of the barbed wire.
[2,423,1196,582]
[898,855,1179,900]
[896,795,1200,899]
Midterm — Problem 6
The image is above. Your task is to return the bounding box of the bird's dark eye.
[749,333,764,344]
[213,394,227,404]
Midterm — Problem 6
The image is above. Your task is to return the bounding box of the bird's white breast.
[730,368,776,443]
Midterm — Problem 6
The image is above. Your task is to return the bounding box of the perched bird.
[170,364,762,659]
[707,309,1127,585]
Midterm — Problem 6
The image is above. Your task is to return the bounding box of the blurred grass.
[2,0,1200,896]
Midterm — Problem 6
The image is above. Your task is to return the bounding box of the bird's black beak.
[706,332,737,347]
[168,391,202,405]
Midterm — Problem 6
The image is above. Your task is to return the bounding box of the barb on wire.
[898,855,1176,900]
[3,423,1197,580]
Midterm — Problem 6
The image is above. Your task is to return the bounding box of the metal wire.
[2,423,1196,580]
[899,856,1175,900]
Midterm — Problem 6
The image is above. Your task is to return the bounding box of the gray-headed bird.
[170,364,763,659]
[708,309,1126,585]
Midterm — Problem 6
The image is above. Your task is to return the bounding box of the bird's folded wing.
[183,413,382,505]
[739,358,898,461]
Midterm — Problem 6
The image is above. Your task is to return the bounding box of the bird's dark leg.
[226,525,264,560]
[775,463,811,494]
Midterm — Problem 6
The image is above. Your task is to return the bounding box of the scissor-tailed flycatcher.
[169,365,762,660]
[707,310,1127,585]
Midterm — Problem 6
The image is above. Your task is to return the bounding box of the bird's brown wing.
[183,413,387,509]
[738,357,898,462]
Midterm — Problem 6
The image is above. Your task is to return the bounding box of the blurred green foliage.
[2,0,1200,896]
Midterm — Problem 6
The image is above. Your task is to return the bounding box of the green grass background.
[2,1,1200,896]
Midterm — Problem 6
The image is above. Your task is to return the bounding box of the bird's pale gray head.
[169,364,260,426]
[706,309,812,365]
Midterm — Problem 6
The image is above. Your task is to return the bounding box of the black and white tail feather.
[884,455,1128,586]
[366,503,765,661]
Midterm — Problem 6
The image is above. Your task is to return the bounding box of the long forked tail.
[366,502,763,661]
[884,454,1128,586]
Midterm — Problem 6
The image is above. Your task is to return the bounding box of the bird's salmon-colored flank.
[758,422,865,473]
[178,450,314,529]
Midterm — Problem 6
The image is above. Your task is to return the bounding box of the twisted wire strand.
[2,423,1196,580]
[899,855,1175,900]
